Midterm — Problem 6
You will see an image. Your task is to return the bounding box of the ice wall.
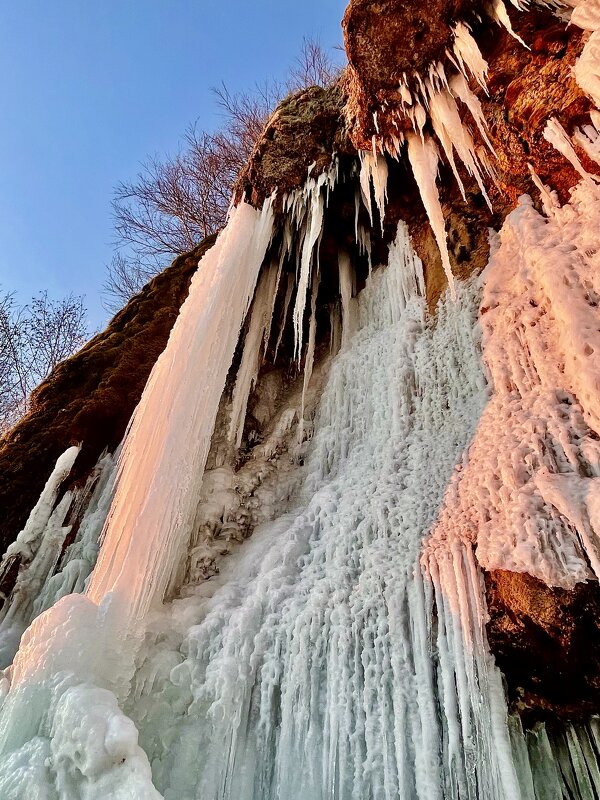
[424,180,600,589]
[119,223,527,800]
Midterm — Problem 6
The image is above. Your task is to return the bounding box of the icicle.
[452,22,489,91]
[292,173,328,362]
[543,117,599,182]
[328,302,342,355]
[527,163,560,215]
[86,200,275,623]
[574,124,600,165]
[229,260,280,448]
[436,61,450,90]
[406,133,456,299]
[429,89,492,207]
[428,91,468,198]
[359,152,374,224]
[492,0,530,47]
[357,224,373,272]
[274,273,294,363]
[415,71,429,108]
[400,82,413,106]
[300,269,320,422]
[414,101,428,140]
[264,256,284,357]
[449,72,496,155]
[359,151,389,232]
[338,251,356,348]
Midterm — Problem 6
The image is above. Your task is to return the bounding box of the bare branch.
[107,37,344,308]
[0,290,88,434]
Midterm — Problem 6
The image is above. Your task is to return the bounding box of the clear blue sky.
[0,1,346,329]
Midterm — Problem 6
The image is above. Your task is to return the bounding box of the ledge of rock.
[486,569,600,723]
[342,0,483,150]
[234,85,352,208]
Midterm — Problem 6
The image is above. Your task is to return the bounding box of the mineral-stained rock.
[486,569,600,722]
[0,235,215,559]
[481,10,595,203]
[342,0,482,150]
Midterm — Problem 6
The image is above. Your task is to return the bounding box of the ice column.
[86,201,274,623]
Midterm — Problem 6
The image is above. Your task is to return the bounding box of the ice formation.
[337,251,356,348]
[285,164,337,362]
[406,133,457,299]
[228,260,281,448]
[543,117,599,183]
[359,150,388,230]
[574,116,600,165]
[425,180,600,588]
[492,0,529,47]
[121,222,520,800]
[575,22,600,109]
[0,446,80,666]
[356,15,499,293]
[87,200,275,623]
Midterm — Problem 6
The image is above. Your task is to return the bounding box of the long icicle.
[406,133,456,299]
[87,201,274,623]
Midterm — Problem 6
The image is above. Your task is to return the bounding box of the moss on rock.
[0,235,216,557]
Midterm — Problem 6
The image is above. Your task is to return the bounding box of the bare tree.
[106,37,342,310]
[103,253,160,309]
[0,290,88,434]
[286,37,343,93]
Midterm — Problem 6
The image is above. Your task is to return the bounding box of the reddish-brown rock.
[486,570,600,723]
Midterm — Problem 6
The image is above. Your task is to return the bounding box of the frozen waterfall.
[123,224,519,800]
[1,173,600,798]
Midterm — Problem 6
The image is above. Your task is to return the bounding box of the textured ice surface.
[425,181,600,587]
[118,224,526,800]
[572,0,600,107]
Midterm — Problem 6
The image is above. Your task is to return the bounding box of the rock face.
[482,11,593,202]
[342,0,479,149]
[486,570,600,723]
[0,236,215,564]
[234,86,352,207]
